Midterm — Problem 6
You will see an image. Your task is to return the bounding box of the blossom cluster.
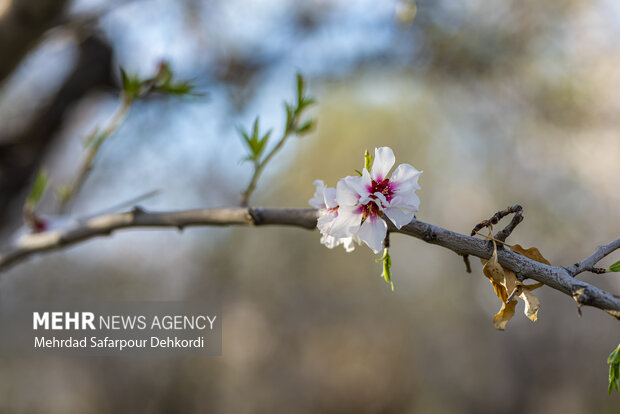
[309,147,422,254]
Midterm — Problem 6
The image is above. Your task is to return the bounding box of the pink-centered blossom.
[308,180,356,252]
[330,147,421,253]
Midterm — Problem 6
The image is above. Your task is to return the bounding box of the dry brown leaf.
[510,244,551,265]
[481,240,545,330]
[523,282,543,290]
[517,282,543,321]
[482,248,509,303]
[503,269,519,299]
[493,299,517,330]
[490,280,507,304]
[518,288,540,322]
[482,242,519,329]
[481,245,503,284]
[482,243,519,304]
[509,244,549,322]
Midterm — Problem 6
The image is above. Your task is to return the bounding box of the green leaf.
[296,119,315,134]
[236,125,250,144]
[284,102,294,132]
[252,118,260,141]
[291,74,316,117]
[608,344,620,394]
[122,64,202,100]
[608,344,620,364]
[26,169,48,208]
[256,130,271,156]
[157,80,198,96]
[364,149,372,172]
[296,73,304,103]
[609,260,620,272]
[237,126,255,162]
[155,62,173,86]
[300,97,317,108]
[375,247,394,291]
[238,118,271,163]
[120,67,144,99]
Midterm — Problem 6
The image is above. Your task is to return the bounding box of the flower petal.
[390,164,422,193]
[309,179,327,209]
[329,206,362,238]
[320,234,356,252]
[403,192,421,210]
[342,237,356,252]
[390,193,420,211]
[317,212,336,235]
[371,147,395,181]
[358,216,387,253]
[323,187,338,209]
[384,206,415,229]
[373,191,388,207]
[341,171,371,199]
[336,177,362,207]
[320,234,339,249]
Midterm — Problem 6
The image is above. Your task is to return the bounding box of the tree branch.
[1,207,619,319]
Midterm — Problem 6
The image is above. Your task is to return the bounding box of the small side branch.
[471,205,523,237]
[240,131,293,207]
[57,95,132,213]
[567,237,620,276]
[494,208,524,242]
[239,74,315,206]
[462,254,472,273]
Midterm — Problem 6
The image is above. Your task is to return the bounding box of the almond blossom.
[308,180,356,252]
[330,147,421,253]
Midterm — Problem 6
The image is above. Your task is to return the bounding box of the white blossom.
[330,147,421,253]
[308,180,356,252]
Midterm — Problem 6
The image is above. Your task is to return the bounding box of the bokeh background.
[1,0,619,412]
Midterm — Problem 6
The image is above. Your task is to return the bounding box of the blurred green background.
[0,0,619,412]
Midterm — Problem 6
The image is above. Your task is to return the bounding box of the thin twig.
[471,205,523,236]
[240,129,294,207]
[81,190,160,220]
[567,237,620,276]
[56,61,185,213]
[494,208,524,242]
[57,96,133,213]
[239,74,314,206]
